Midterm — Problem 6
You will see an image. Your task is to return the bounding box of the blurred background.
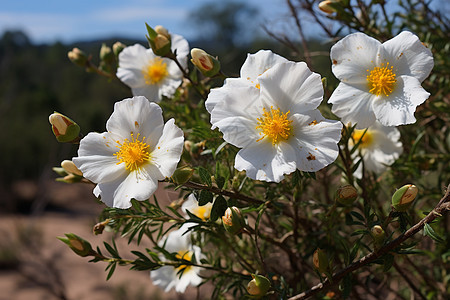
[0,0,335,299]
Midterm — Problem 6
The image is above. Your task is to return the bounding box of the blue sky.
[0,0,288,44]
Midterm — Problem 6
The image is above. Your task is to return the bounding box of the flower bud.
[49,112,81,143]
[93,219,110,235]
[145,23,172,56]
[222,206,245,235]
[171,166,195,184]
[191,48,221,77]
[335,185,358,205]
[154,25,171,39]
[112,41,126,57]
[392,184,418,212]
[100,43,114,64]
[61,160,83,176]
[319,0,337,14]
[371,225,385,249]
[313,248,329,274]
[247,274,271,298]
[67,47,88,67]
[57,233,94,257]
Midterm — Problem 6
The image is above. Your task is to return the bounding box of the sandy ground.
[0,180,202,300]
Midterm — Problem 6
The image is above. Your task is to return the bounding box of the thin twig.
[288,184,450,300]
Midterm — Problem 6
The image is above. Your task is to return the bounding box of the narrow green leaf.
[198,167,212,187]
[424,223,444,243]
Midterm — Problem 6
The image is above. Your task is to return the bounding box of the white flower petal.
[352,121,402,178]
[205,78,247,114]
[106,96,164,149]
[210,86,261,147]
[93,171,158,208]
[150,118,184,178]
[171,33,190,70]
[291,112,342,172]
[328,82,377,128]
[240,50,289,80]
[331,32,382,84]
[131,85,161,102]
[73,132,127,183]
[235,141,297,182]
[382,31,434,82]
[116,44,151,87]
[259,61,323,113]
[372,75,430,126]
[151,266,178,292]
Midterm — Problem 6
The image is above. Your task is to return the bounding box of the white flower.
[350,121,403,178]
[151,225,203,293]
[328,31,434,128]
[210,61,343,182]
[73,96,184,209]
[181,194,212,221]
[205,50,289,115]
[116,34,189,102]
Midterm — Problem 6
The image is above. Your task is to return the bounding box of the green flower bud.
[371,225,385,249]
[49,112,81,143]
[52,167,68,177]
[112,41,126,57]
[145,23,172,56]
[247,274,271,298]
[190,48,221,77]
[67,47,88,67]
[392,184,418,212]
[57,233,94,257]
[222,206,245,235]
[171,166,195,185]
[313,248,329,274]
[318,0,338,14]
[100,43,114,64]
[335,185,358,205]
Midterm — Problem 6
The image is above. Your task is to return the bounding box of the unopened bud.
[61,160,83,176]
[247,274,271,298]
[112,41,126,57]
[49,112,81,143]
[313,248,329,274]
[155,25,171,39]
[191,48,221,77]
[68,47,88,66]
[371,225,385,249]
[93,219,110,235]
[57,233,94,257]
[335,185,358,205]
[171,166,195,185]
[222,206,245,235]
[145,23,172,56]
[100,43,114,64]
[392,184,418,212]
[319,0,337,14]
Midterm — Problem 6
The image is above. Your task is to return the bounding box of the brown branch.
[182,181,265,205]
[288,184,450,300]
[286,0,313,67]
[392,261,427,300]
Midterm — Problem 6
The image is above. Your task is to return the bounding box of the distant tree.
[189,0,259,48]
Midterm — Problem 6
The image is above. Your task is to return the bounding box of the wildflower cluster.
[50,4,450,299]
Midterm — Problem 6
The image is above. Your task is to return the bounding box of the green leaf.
[210,195,227,222]
[350,211,365,222]
[215,175,225,190]
[106,262,117,280]
[198,167,212,187]
[423,223,444,243]
[198,190,214,206]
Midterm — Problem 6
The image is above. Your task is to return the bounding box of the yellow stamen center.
[366,62,397,97]
[192,205,211,221]
[352,129,374,148]
[175,250,193,273]
[142,57,168,84]
[114,133,151,172]
[256,106,293,145]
